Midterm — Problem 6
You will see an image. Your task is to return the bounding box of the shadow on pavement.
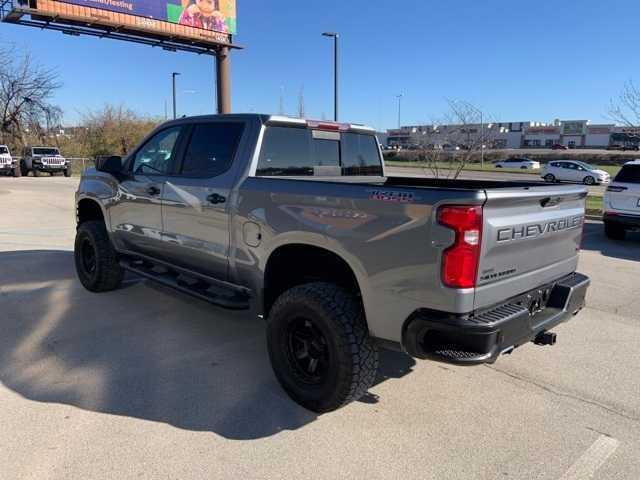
[581,222,640,262]
[0,250,415,440]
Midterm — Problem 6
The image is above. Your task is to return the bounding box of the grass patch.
[586,196,603,216]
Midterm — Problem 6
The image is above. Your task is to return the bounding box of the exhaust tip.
[534,331,557,346]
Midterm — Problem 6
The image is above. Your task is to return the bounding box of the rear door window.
[180,122,245,177]
[256,127,382,177]
[615,165,640,184]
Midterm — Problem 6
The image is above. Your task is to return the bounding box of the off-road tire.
[267,282,379,413]
[604,221,626,241]
[544,174,556,183]
[74,220,124,292]
[12,166,21,177]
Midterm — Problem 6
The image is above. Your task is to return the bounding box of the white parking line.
[559,435,619,480]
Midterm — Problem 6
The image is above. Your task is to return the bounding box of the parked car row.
[0,145,72,177]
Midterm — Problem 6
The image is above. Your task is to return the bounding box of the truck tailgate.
[475,184,587,310]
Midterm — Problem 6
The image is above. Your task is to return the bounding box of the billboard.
[23,0,236,46]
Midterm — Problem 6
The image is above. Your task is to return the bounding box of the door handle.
[207,193,226,205]
[147,185,161,196]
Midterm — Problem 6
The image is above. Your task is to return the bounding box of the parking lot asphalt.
[386,166,608,196]
[1,176,639,480]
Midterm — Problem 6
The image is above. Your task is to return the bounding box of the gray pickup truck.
[74,114,590,412]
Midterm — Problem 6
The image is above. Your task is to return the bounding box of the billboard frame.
[1,0,242,56]
[1,0,241,113]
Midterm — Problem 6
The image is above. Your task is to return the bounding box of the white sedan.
[494,158,541,170]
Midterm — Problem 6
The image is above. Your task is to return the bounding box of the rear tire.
[64,168,72,177]
[584,176,595,185]
[267,282,379,413]
[544,174,556,183]
[74,220,124,292]
[604,221,626,241]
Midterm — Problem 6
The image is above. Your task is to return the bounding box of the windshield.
[574,161,595,170]
[0,146,8,155]
[614,165,640,184]
[33,148,60,156]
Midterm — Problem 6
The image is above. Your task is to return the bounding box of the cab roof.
[161,113,376,134]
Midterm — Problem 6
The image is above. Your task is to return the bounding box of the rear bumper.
[402,272,590,365]
[604,212,640,229]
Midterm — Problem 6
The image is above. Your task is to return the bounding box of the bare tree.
[416,99,496,179]
[0,47,62,149]
[67,104,160,158]
[609,81,640,127]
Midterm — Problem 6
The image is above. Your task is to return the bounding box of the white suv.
[542,160,610,185]
[0,145,20,177]
[603,160,640,240]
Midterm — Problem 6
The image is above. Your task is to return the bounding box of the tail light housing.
[437,205,483,289]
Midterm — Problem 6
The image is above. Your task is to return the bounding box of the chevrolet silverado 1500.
[74,114,590,412]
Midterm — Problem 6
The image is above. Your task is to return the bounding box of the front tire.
[544,174,556,183]
[74,220,124,292]
[267,282,379,413]
[604,221,626,241]
[584,176,596,185]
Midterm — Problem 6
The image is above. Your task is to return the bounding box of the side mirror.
[95,155,123,175]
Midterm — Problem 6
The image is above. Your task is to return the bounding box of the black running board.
[119,256,250,310]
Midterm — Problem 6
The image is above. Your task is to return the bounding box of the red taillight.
[437,205,483,289]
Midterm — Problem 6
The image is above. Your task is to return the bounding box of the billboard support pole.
[216,46,231,114]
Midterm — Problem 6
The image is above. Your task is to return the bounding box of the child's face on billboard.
[197,0,215,15]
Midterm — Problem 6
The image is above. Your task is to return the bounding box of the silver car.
[542,160,610,185]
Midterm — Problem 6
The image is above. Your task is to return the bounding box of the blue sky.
[2,0,639,129]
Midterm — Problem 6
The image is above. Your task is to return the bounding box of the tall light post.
[322,32,339,121]
[480,110,484,169]
[396,94,403,128]
[171,72,181,119]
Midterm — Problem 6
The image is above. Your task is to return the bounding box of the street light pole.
[480,110,484,169]
[172,72,181,119]
[396,94,403,128]
[322,32,339,122]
